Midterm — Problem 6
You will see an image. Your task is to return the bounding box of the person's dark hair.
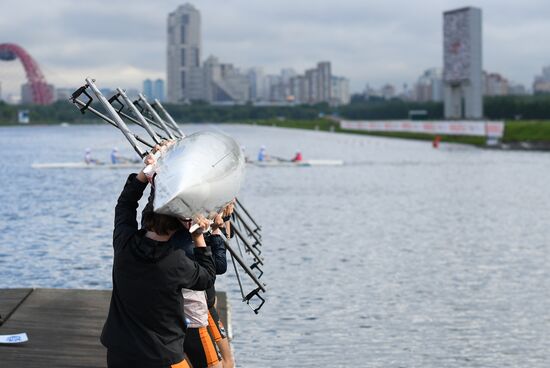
[142,211,183,236]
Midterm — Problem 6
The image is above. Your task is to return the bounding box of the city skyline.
[0,0,549,98]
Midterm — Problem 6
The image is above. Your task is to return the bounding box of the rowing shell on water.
[249,159,344,167]
[31,162,143,169]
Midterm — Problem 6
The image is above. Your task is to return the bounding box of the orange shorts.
[184,326,220,367]
[207,306,227,342]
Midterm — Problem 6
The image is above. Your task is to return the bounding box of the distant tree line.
[1,94,550,125]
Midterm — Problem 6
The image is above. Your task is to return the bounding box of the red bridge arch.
[0,43,53,104]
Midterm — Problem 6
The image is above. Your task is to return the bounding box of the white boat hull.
[32,162,143,169]
[250,159,344,167]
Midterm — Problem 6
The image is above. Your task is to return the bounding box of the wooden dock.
[0,288,230,367]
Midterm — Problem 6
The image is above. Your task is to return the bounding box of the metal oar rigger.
[69,78,267,313]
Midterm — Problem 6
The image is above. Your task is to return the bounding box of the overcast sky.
[1,0,548,96]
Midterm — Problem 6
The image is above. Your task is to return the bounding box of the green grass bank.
[242,119,550,146]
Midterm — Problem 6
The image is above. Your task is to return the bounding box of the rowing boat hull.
[153,131,245,219]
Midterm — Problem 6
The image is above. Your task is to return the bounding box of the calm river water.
[1,124,549,367]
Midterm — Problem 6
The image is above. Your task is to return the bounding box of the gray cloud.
[0,0,549,96]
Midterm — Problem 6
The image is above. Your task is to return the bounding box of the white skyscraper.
[167,4,201,103]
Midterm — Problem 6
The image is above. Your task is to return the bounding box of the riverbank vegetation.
[2,96,550,145]
[2,94,550,125]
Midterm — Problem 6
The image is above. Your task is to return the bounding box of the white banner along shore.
[340,120,505,138]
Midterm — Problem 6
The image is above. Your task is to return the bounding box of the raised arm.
[207,213,228,275]
[177,215,217,290]
[113,155,155,252]
[113,173,148,252]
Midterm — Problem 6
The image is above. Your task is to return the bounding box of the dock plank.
[0,288,33,326]
[0,289,230,367]
[0,288,110,367]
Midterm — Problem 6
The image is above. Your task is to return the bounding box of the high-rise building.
[330,76,350,105]
[443,7,483,119]
[414,68,443,102]
[154,79,165,101]
[317,62,332,103]
[167,4,201,103]
[143,79,153,100]
[246,67,265,101]
[201,56,249,103]
[301,62,333,104]
[483,72,508,96]
[533,65,550,94]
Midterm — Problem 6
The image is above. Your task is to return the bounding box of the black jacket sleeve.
[113,174,148,253]
[206,234,227,275]
[176,246,216,291]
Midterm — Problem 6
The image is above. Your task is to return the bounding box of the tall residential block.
[143,79,153,100]
[443,7,483,119]
[167,4,201,103]
[154,79,165,101]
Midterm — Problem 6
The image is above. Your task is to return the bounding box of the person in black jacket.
[101,154,216,368]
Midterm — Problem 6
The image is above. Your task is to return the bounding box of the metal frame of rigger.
[69,78,267,313]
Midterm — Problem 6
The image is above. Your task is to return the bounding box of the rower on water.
[111,147,138,164]
[110,147,121,164]
[257,145,267,162]
[291,150,303,162]
[84,148,99,165]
